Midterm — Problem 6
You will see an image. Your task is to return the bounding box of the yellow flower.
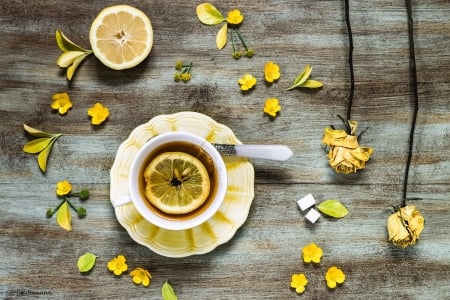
[264,61,280,82]
[56,180,72,196]
[51,92,72,115]
[238,74,257,91]
[325,266,345,289]
[290,273,308,294]
[227,9,244,25]
[264,98,281,118]
[88,102,110,125]
[302,242,323,264]
[387,205,424,248]
[322,120,373,175]
[107,255,128,276]
[180,73,192,82]
[130,268,152,287]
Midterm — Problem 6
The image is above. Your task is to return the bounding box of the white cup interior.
[128,131,227,230]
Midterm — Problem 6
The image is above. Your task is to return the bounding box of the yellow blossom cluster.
[290,243,345,294]
[107,254,152,287]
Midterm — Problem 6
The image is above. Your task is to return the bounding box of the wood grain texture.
[1,0,449,299]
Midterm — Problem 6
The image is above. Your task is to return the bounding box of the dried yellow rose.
[387,205,424,248]
[322,120,373,175]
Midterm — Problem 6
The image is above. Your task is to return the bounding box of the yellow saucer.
[110,112,255,257]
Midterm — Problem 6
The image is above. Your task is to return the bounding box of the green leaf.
[56,30,88,52]
[162,281,178,300]
[286,64,313,91]
[300,79,323,89]
[57,51,88,68]
[23,138,53,154]
[56,201,72,231]
[216,23,228,49]
[77,252,97,273]
[196,3,225,25]
[66,52,91,81]
[317,199,349,218]
[23,124,54,138]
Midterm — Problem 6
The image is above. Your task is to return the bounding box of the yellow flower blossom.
[387,205,424,248]
[290,273,308,294]
[322,120,373,175]
[238,74,257,91]
[56,180,72,196]
[325,266,345,288]
[264,98,281,118]
[51,92,72,115]
[264,61,280,82]
[130,267,152,287]
[107,255,128,276]
[88,102,110,125]
[302,242,323,264]
[227,9,244,25]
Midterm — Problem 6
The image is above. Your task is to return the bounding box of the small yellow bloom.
[290,273,308,294]
[130,267,152,287]
[387,205,424,248]
[322,121,373,175]
[264,98,281,118]
[56,180,72,196]
[107,255,128,276]
[238,74,257,91]
[325,266,345,289]
[180,73,192,82]
[302,242,323,264]
[88,102,110,125]
[51,92,72,115]
[175,60,183,70]
[227,9,244,25]
[264,61,280,82]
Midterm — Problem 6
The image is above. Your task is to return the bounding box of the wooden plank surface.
[1,0,449,299]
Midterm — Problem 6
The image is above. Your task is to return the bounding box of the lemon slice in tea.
[144,152,211,215]
[89,5,153,70]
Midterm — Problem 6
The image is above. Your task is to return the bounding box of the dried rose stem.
[344,0,355,124]
[402,0,420,207]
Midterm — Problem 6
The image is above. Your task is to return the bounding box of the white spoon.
[212,144,293,161]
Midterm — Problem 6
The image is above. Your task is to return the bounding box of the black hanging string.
[402,0,420,207]
[344,0,355,124]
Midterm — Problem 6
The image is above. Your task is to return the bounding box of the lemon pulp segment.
[89,5,153,70]
[144,152,210,215]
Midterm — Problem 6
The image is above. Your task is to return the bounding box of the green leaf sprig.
[317,199,349,218]
[23,124,63,173]
[162,281,178,300]
[286,64,323,90]
[47,188,90,231]
[78,252,97,273]
[56,30,92,81]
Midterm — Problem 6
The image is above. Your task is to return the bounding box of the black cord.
[344,0,355,124]
[402,0,420,206]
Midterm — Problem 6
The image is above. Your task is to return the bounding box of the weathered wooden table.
[1,1,449,299]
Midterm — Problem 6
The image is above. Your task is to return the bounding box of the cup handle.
[112,194,132,207]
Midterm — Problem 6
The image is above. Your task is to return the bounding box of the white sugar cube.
[305,208,321,223]
[296,193,316,211]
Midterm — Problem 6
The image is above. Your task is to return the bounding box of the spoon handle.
[213,144,293,161]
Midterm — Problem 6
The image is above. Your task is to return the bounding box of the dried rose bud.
[387,205,424,248]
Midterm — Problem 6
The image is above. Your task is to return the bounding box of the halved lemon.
[144,152,211,215]
[89,5,153,70]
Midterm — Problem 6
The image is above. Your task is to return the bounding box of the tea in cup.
[112,131,227,231]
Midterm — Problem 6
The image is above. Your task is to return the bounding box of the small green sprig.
[56,30,92,81]
[230,27,254,59]
[23,124,63,173]
[46,190,89,230]
[174,60,192,82]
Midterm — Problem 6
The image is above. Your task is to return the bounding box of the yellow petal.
[216,23,228,49]
[23,138,52,154]
[348,120,358,135]
[67,53,90,80]
[56,201,72,231]
[196,3,225,25]
[23,124,53,138]
[37,138,57,172]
